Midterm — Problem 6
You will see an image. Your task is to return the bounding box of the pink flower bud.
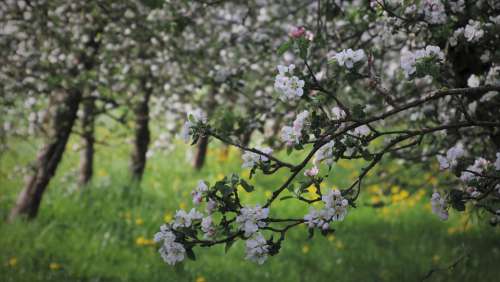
[289,26,306,38]
[304,166,319,177]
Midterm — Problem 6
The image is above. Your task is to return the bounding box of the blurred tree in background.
[1,0,500,279]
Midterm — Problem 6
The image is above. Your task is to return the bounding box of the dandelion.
[302,244,310,254]
[7,257,17,267]
[49,262,62,270]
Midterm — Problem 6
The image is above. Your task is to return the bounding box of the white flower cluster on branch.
[274,64,305,101]
[304,189,349,230]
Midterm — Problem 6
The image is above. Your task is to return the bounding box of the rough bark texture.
[130,89,151,181]
[193,135,209,170]
[78,98,95,186]
[9,90,82,221]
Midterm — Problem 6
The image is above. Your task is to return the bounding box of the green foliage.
[1,138,499,281]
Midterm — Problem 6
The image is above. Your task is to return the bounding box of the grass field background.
[1,135,499,282]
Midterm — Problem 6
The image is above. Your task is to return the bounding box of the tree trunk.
[9,90,82,221]
[193,135,209,170]
[130,90,151,181]
[78,98,95,186]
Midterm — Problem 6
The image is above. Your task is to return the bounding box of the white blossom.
[304,166,319,177]
[154,224,175,243]
[191,180,208,205]
[321,189,349,221]
[180,121,192,143]
[304,208,331,230]
[206,199,217,214]
[334,49,366,69]
[180,109,207,143]
[449,0,465,13]
[314,140,335,166]
[188,109,207,123]
[400,46,444,78]
[304,189,349,230]
[436,143,465,170]
[352,125,371,137]
[467,74,480,87]
[464,20,484,43]
[422,0,447,24]
[331,107,346,120]
[241,147,273,168]
[236,205,269,237]
[449,28,464,47]
[155,225,186,265]
[431,192,448,220]
[465,187,481,198]
[281,111,309,146]
[274,64,305,101]
[201,216,216,238]
[159,240,186,265]
[280,126,295,147]
[244,233,269,264]
[172,208,203,229]
[460,158,490,182]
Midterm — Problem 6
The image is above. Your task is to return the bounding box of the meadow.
[1,136,499,282]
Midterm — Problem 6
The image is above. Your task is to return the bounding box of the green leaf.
[239,179,254,192]
[307,228,314,239]
[230,174,239,186]
[224,240,235,254]
[449,189,466,212]
[277,40,292,56]
[351,104,366,119]
[297,37,310,60]
[279,196,294,201]
[186,248,196,261]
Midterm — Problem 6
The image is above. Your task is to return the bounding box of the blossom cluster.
[436,143,465,170]
[280,110,309,146]
[333,49,366,69]
[431,192,448,220]
[450,20,485,47]
[154,180,218,265]
[244,233,270,264]
[180,109,207,143]
[433,144,500,220]
[274,64,305,101]
[236,205,269,237]
[241,147,273,168]
[400,45,445,78]
[314,140,335,167]
[154,225,186,265]
[304,189,349,230]
[421,0,447,24]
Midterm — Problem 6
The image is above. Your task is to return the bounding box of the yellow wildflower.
[335,240,344,250]
[371,195,381,204]
[432,255,440,262]
[196,276,207,282]
[391,186,400,194]
[136,236,155,246]
[164,212,173,222]
[7,257,17,267]
[49,262,61,270]
[302,244,310,254]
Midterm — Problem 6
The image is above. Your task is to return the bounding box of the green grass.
[1,136,499,282]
